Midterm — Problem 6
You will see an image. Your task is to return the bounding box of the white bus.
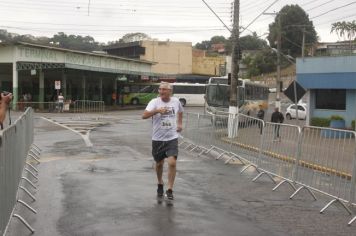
[205,76,269,116]
[172,83,206,107]
[208,75,228,84]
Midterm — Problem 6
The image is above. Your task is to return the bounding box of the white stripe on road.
[41,117,93,147]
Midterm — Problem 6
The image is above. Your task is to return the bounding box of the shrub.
[311,117,330,127]
[352,120,355,130]
[330,115,344,121]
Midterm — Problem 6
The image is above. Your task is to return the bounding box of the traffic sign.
[55,80,61,90]
[283,81,306,102]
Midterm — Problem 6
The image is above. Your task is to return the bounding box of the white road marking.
[41,117,93,147]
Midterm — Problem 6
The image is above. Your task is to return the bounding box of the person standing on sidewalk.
[142,82,183,200]
[57,92,64,112]
[271,107,284,141]
[0,92,12,130]
[257,104,265,135]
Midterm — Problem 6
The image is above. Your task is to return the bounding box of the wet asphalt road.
[5,108,356,236]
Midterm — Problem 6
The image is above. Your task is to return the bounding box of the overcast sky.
[0,0,355,45]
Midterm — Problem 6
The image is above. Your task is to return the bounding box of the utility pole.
[276,13,281,110]
[302,27,305,58]
[228,0,240,138]
[264,11,282,110]
[230,0,239,109]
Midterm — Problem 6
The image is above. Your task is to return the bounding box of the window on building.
[315,89,346,110]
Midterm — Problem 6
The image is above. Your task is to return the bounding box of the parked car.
[268,88,276,93]
[285,104,307,120]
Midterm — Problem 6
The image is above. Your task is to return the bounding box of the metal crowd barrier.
[0,108,41,235]
[292,127,356,216]
[209,114,231,155]
[187,113,213,152]
[182,112,356,226]
[229,113,264,167]
[254,122,301,187]
[72,100,105,113]
[15,100,105,113]
[180,113,206,153]
[16,102,69,113]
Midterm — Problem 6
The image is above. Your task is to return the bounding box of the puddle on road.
[38,156,69,162]
[39,154,107,162]
[79,156,108,162]
[86,164,114,173]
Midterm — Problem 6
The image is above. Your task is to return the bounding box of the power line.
[301,0,323,7]
[0,6,230,20]
[241,0,279,19]
[241,0,272,12]
[0,2,231,16]
[240,0,266,10]
[0,3,231,16]
[310,1,356,19]
[240,0,281,34]
[0,25,226,34]
[201,0,232,32]
[0,0,231,10]
[0,19,226,29]
[306,0,336,12]
[314,13,356,26]
[0,25,225,32]
[283,36,302,49]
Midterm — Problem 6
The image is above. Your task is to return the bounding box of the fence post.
[292,126,303,184]
[348,141,356,205]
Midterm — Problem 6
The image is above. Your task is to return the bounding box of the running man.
[142,82,183,200]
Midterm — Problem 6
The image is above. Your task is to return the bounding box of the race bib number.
[160,106,176,129]
[161,117,174,129]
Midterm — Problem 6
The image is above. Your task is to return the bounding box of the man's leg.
[156,159,164,185]
[167,156,176,190]
[276,125,280,138]
[258,122,262,135]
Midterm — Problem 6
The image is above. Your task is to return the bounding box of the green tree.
[240,32,267,50]
[194,34,267,54]
[195,35,227,51]
[51,32,100,51]
[331,20,356,52]
[242,49,277,77]
[195,40,211,50]
[118,32,151,43]
[0,29,12,42]
[267,4,317,57]
[210,35,227,44]
[0,29,103,51]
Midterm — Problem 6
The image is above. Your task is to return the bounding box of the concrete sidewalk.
[5,111,356,236]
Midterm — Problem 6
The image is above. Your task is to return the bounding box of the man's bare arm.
[142,110,157,119]
[0,93,12,124]
[142,107,168,119]
[177,112,183,132]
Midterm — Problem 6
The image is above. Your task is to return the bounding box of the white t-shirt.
[145,97,184,141]
[58,95,64,103]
